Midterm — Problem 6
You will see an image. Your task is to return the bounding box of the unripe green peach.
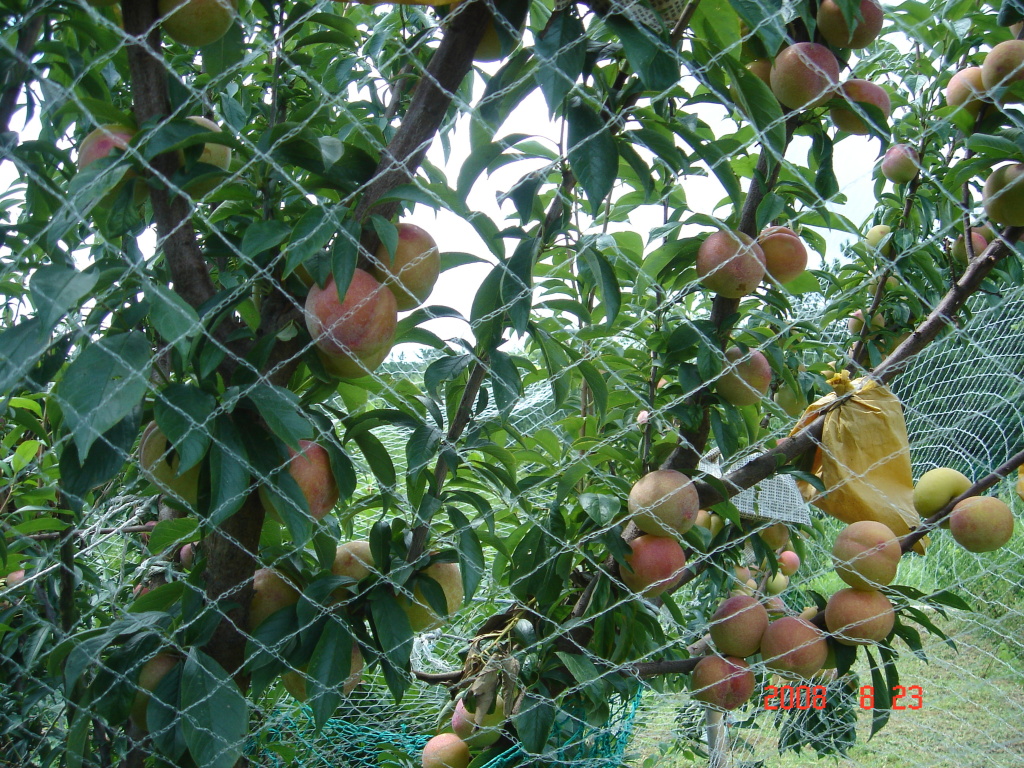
[764,572,789,595]
[138,422,200,506]
[629,469,701,537]
[717,347,772,407]
[696,230,766,298]
[864,224,894,256]
[830,79,891,135]
[816,0,884,49]
[759,522,790,550]
[770,43,841,110]
[158,0,237,47]
[825,588,894,645]
[848,310,884,334]
[248,569,300,631]
[399,561,464,631]
[949,496,1015,552]
[282,645,364,700]
[914,467,972,518]
[983,164,1024,226]
[880,144,920,184]
[130,653,181,732]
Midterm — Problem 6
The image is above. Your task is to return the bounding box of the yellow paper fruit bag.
[792,371,927,554]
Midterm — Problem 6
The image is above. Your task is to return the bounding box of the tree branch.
[0,9,44,145]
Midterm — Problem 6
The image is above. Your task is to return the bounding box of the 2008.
[763,685,828,710]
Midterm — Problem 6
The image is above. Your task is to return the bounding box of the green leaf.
[0,319,50,395]
[147,518,200,557]
[556,651,600,687]
[534,9,586,113]
[155,384,217,474]
[425,354,472,399]
[514,692,555,754]
[369,589,413,702]
[59,407,141,501]
[865,648,892,738]
[147,283,202,355]
[307,620,354,730]
[57,332,150,459]
[285,207,336,278]
[579,247,621,325]
[201,19,245,72]
[577,361,608,418]
[567,101,617,214]
[781,269,821,294]
[208,415,251,527]
[727,0,787,53]
[180,650,248,768]
[605,16,678,92]
[247,384,312,450]
[240,220,291,261]
[447,506,484,602]
[675,121,743,209]
[579,493,620,526]
[30,266,98,331]
[500,238,538,334]
[370,215,399,264]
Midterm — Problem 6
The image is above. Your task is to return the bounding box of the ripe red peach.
[696,230,766,298]
[262,440,339,521]
[778,550,800,576]
[371,223,440,311]
[78,124,136,170]
[709,595,769,658]
[620,535,687,597]
[421,733,471,768]
[628,469,701,537]
[690,655,756,710]
[949,496,1015,552]
[717,347,771,407]
[817,0,884,49]
[758,226,808,284]
[831,520,900,590]
[825,588,895,645]
[770,43,841,110]
[952,230,988,266]
[760,616,828,679]
[305,269,398,378]
[830,79,891,135]
[880,144,920,184]
[946,67,985,117]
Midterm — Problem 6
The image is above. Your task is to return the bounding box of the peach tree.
[0,0,1022,766]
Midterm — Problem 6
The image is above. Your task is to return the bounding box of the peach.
[864,224,894,257]
[452,694,505,748]
[760,616,828,679]
[946,67,985,117]
[949,496,1015,552]
[399,561,464,631]
[778,550,800,576]
[628,469,701,537]
[746,58,773,86]
[770,43,841,110]
[620,535,687,597]
[690,655,756,710]
[831,520,900,590]
[305,269,398,378]
[709,595,769,658]
[130,653,181,732]
[764,572,789,595]
[262,440,338,521]
[982,40,1024,95]
[333,540,374,584]
[775,385,808,417]
[880,144,920,184]
[758,226,808,284]
[77,124,135,170]
[371,223,440,311]
[951,230,988,266]
[282,644,364,700]
[138,422,200,506]
[422,733,471,768]
[157,0,237,47]
[248,568,300,631]
[759,522,789,550]
[696,230,766,298]
[848,310,884,334]
[983,163,1024,226]
[825,588,894,645]
[717,348,771,407]
[817,0,884,49]
[830,79,891,135]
